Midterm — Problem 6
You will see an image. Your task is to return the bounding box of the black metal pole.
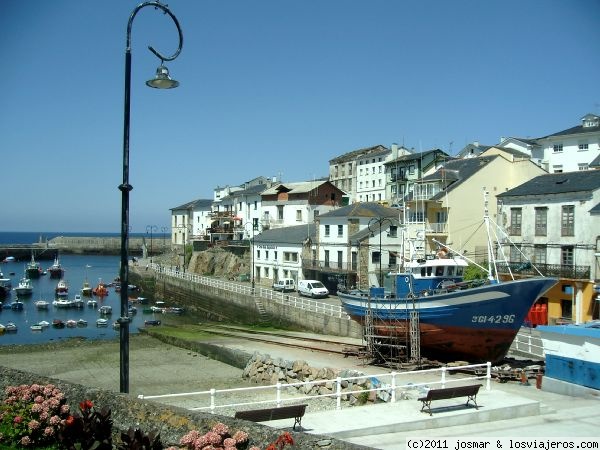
[119,1,183,394]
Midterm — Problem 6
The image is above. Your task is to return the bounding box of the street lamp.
[146,225,157,263]
[119,1,182,394]
[244,221,256,292]
[161,226,168,252]
[368,217,395,288]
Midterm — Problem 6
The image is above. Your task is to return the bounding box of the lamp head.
[146,64,179,89]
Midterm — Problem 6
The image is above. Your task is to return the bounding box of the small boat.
[5,322,17,332]
[35,300,50,309]
[53,298,74,308]
[55,279,69,297]
[66,319,77,328]
[98,305,112,315]
[93,279,109,297]
[26,253,42,279]
[167,307,185,315]
[2,256,15,263]
[73,294,84,308]
[38,320,50,328]
[0,270,12,288]
[150,306,165,313]
[52,319,65,329]
[30,324,43,332]
[14,276,33,296]
[87,298,98,308]
[144,319,161,327]
[81,279,93,297]
[77,319,88,327]
[128,305,137,316]
[10,301,24,311]
[96,318,109,327]
[112,321,120,330]
[47,255,64,279]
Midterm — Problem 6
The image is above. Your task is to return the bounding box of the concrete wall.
[150,272,362,339]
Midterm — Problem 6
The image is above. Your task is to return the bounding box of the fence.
[511,330,545,358]
[151,263,348,319]
[138,362,491,413]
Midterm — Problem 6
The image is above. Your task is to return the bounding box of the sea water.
[0,233,165,345]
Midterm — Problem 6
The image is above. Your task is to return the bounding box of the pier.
[0,236,146,261]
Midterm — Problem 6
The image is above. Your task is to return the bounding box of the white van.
[272,278,296,292]
[297,280,329,298]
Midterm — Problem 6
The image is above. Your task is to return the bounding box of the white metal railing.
[511,331,545,358]
[150,264,347,318]
[138,362,491,413]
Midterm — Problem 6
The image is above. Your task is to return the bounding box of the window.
[388,225,398,237]
[561,205,574,236]
[553,143,563,153]
[324,225,330,236]
[409,165,415,174]
[238,202,242,210]
[553,165,563,173]
[265,250,269,260]
[578,163,589,171]
[334,165,339,177]
[277,205,284,220]
[372,251,381,264]
[509,245,522,263]
[264,267,269,277]
[372,167,375,174]
[348,165,352,175]
[510,208,522,235]
[578,141,588,151]
[533,245,546,265]
[284,252,298,262]
[561,246,574,266]
[372,180,375,188]
[379,166,382,173]
[274,251,277,261]
[324,250,330,268]
[256,250,260,259]
[337,251,343,269]
[296,209,302,221]
[254,201,257,210]
[535,207,547,236]
[389,252,397,267]
[337,225,343,237]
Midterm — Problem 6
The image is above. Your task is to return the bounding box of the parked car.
[297,280,329,298]
[272,278,296,292]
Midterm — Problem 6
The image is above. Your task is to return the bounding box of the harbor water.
[1,251,164,346]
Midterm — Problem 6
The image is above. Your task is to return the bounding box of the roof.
[541,114,600,139]
[220,184,268,201]
[418,156,496,200]
[497,170,600,198]
[170,198,213,211]
[590,202,600,215]
[318,202,399,219]
[254,224,316,245]
[329,145,389,164]
[384,148,450,165]
[501,137,540,147]
[589,154,600,168]
[261,181,332,196]
[494,147,531,158]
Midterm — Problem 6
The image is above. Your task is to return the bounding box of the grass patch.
[145,325,213,341]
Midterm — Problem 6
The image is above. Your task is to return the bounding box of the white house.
[497,170,600,324]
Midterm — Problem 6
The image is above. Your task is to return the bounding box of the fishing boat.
[538,321,600,391]
[47,256,64,279]
[81,279,93,297]
[53,298,74,308]
[337,196,557,364]
[26,253,42,279]
[98,305,112,315]
[93,279,109,297]
[73,294,84,308]
[14,276,33,296]
[55,279,69,297]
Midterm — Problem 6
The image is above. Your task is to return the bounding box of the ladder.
[409,309,421,363]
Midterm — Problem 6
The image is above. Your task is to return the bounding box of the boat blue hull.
[339,277,557,362]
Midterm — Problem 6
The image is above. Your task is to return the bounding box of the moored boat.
[77,319,88,327]
[98,305,112,315]
[53,298,74,308]
[26,254,42,279]
[81,279,93,297]
[5,322,17,332]
[38,320,50,328]
[87,298,98,308]
[93,279,109,297]
[14,276,33,296]
[30,324,43,332]
[96,318,109,327]
[47,256,64,279]
[55,279,69,297]
[66,319,78,328]
[52,319,65,329]
[0,269,12,289]
[73,294,84,308]
[10,300,24,310]
[35,299,50,309]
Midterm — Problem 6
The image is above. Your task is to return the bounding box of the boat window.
[447,266,455,276]
[421,267,426,276]
[427,266,432,276]
[435,266,444,276]
[456,267,463,276]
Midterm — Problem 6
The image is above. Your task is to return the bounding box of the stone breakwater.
[243,353,390,405]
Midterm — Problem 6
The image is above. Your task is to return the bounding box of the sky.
[1,1,599,233]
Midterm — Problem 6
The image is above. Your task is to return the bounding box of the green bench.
[418,384,482,416]
[234,404,308,430]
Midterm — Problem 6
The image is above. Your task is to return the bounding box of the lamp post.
[368,217,395,288]
[244,221,256,292]
[119,1,182,394]
[161,226,168,253]
[146,225,157,263]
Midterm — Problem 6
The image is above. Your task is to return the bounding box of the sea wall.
[146,271,362,339]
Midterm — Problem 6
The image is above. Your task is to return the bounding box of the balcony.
[426,222,448,234]
[210,210,236,219]
[496,262,590,280]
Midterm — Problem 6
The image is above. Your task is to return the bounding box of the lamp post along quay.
[368,217,396,288]
[244,222,257,292]
[146,225,158,263]
[119,1,182,394]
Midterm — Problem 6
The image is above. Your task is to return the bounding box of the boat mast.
[483,188,498,282]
